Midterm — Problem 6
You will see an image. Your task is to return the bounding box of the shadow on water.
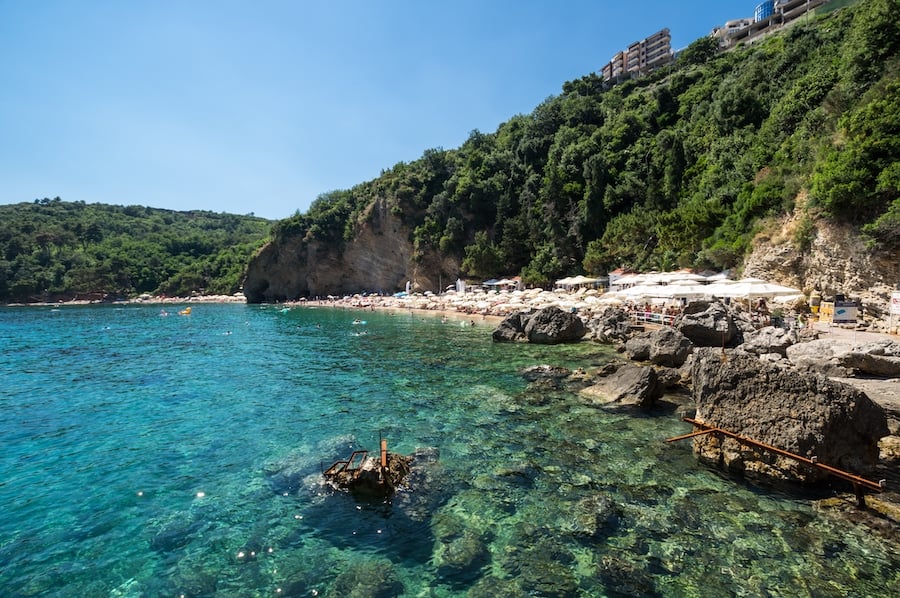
[278,490,436,578]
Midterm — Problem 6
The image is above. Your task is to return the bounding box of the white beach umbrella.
[612,273,645,287]
[615,284,668,299]
[707,279,802,299]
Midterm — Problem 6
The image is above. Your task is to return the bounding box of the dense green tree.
[0,200,270,301]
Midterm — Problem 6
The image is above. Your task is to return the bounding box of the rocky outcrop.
[324,451,411,497]
[673,300,751,348]
[492,306,586,344]
[786,339,856,377]
[740,325,798,357]
[843,341,900,377]
[243,198,456,301]
[580,363,664,410]
[586,308,634,344]
[742,207,900,332]
[786,338,900,378]
[624,327,692,367]
[690,348,888,484]
[491,312,529,342]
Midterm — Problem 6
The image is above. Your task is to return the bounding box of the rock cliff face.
[245,190,898,309]
[742,196,899,324]
[243,199,457,302]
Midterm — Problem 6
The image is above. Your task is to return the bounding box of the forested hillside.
[0,198,271,302]
[268,0,898,286]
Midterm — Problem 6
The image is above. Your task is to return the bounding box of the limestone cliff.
[742,193,899,325]
[243,198,459,302]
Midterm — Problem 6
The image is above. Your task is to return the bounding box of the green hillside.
[272,0,898,284]
[4,0,897,302]
[0,198,271,302]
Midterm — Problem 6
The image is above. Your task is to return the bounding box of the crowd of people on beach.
[290,286,809,332]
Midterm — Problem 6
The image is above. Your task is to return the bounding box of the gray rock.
[492,306,586,344]
[491,312,529,342]
[625,326,693,367]
[623,332,652,361]
[786,338,854,377]
[587,307,634,344]
[690,348,888,484]
[844,341,900,377]
[524,306,587,344]
[788,338,900,377]
[520,364,572,382]
[741,325,797,357]
[673,300,749,347]
[580,363,663,410]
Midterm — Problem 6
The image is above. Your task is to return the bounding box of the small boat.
[352,319,366,325]
[178,307,192,316]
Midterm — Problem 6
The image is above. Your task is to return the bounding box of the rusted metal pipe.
[668,417,884,493]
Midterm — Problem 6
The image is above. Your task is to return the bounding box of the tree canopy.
[0,198,271,302]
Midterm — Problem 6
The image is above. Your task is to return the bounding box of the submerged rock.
[326,557,404,598]
[264,435,359,495]
[323,451,411,497]
[520,364,573,382]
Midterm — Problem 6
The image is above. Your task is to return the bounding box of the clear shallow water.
[0,303,897,597]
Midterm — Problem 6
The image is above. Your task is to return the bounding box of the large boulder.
[690,348,889,484]
[586,307,634,344]
[492,306,586,344]
[740,325,798,357]
[843,341,900,377]
[786,338,900,378]
[524,306,587,344]
[580,363,663,410]
[624,326,693,367]
[785,338,854,377]
[673,300,748,347]
[491,312,528,342]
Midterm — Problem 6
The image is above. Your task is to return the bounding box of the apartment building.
[601,28,673,82]
[712,0,829,48]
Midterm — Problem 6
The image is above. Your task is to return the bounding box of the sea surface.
[0,303,897,597]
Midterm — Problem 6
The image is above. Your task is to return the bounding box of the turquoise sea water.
[0,303,897,597]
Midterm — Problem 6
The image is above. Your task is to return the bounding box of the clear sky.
[0,1,753,221]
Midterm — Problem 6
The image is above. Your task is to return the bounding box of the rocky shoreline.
[493,301,900,531]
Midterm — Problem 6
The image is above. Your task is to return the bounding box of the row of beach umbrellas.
[609,275,803,303]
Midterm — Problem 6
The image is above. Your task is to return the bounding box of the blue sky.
[1,1,752,220]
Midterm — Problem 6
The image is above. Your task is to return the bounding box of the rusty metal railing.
[667,417,886,507]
